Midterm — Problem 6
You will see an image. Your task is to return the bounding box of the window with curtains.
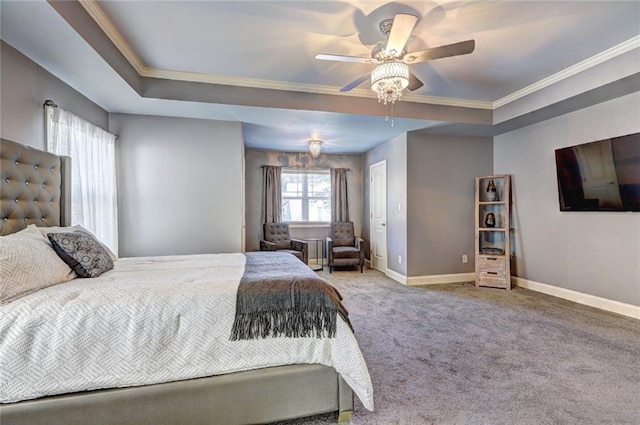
[45,105,118,254]
[281,169,331,222]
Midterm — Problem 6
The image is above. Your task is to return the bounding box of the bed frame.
[0,138,353,424]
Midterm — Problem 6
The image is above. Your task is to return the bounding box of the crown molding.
[79,0,147,75]
[79,0,636,114]
[493,36,640,109]
[144,67,493,109]
[402,93,492,109]
[144,67,353,96]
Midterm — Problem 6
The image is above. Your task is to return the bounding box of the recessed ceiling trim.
[400,93,491,109]
[79,0,148,75]
[493,36,640,109]
[143,67,342,94]
[144,67,492,109]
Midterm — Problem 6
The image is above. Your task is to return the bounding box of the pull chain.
[383,102,395,127]
[390,102,395,127]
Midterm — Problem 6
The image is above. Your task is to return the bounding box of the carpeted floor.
[274,268,640,425]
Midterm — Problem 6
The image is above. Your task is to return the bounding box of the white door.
[575,140,623,209]
[370,161,387,273]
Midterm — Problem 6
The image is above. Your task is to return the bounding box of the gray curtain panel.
[331,168,349,222]
[262,165,282,224]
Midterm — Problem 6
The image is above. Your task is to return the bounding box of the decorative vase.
[484,212,496,227]
[486,179,497,201]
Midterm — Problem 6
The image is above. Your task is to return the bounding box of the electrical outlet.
[462,254,468,264]
[398,254,402,264]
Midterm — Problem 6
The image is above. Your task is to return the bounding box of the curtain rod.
[260,165,350,171]
[43,99,119,140]
[43,99,58,108]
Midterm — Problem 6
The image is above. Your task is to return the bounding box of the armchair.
[260,223,308,264]
[326,221,364,273]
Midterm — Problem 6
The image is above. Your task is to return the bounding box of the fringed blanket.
[231,252,351,340]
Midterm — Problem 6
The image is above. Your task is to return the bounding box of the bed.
[0,138,373,425]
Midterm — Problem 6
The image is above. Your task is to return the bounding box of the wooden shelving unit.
[474,175,511,290]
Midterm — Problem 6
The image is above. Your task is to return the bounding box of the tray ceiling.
[1,0,638,153]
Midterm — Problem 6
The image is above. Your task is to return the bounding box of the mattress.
[0,252,374,410]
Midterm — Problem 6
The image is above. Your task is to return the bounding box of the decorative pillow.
[0,225,75,304]
[39,225,118,261]
[48,232,114,278]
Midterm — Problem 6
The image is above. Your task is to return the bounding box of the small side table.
[305,238,324,271]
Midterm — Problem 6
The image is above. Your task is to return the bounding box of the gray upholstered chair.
[326,221,364,273]
[260,223,308,264]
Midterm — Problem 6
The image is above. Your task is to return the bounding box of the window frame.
[281,168,331,224]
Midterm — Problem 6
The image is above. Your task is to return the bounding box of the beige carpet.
[274,268,640,425]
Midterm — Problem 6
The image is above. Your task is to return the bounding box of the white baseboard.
[385,269,407,285]
[372,270,639,320]
[365,260,408,285]
[407,273,476,286]
[514,277,640,320]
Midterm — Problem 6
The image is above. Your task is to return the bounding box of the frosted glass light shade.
[308,139,322,158]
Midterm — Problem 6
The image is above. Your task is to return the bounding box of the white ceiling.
[1,0,639,153]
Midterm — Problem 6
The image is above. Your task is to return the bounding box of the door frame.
[369,160,387,274]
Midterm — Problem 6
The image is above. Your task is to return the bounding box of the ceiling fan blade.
[339,74,370,92]
[315,53,376,64]
[407,72,424,91]
[385,14,418,56]
[403,39,475,64]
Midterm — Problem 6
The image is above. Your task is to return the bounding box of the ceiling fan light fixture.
[308,139,323,158]
[371,62,410,105]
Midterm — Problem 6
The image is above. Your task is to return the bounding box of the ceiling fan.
[316,13,475,96]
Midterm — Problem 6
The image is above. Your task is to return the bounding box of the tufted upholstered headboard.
[0,138,71,236]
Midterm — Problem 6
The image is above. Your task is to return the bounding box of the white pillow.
[0,225,75,304]
[38,224,118,262]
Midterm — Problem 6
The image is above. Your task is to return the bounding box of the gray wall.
[110,114,244,257]
[244,149,364,257]
[1,41,244,258]
[0,41,108,149]
[494,91,640,306]
[406,132,493,276]
[364,133,408,276]
[363,131,493,278]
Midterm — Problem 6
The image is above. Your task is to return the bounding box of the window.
[281,169,331,222]
[45,105,119,254]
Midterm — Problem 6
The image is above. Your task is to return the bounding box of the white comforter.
[0,253,374,410]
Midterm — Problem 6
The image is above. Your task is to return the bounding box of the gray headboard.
[0,138,71,236]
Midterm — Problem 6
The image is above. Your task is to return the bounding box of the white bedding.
[0,253,374,410]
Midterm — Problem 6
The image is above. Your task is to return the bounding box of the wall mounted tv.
[555,132,639,212]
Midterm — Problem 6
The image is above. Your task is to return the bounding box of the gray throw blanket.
[231,252,352,340]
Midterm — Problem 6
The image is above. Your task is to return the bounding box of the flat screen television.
[555,132,640,212]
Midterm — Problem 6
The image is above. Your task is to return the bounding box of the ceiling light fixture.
[371,62,410,106]
[308,139,323,158]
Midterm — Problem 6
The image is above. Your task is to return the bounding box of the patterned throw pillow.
[0,225,75,304]
[48,232,114,278]
[39,225,118,262]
